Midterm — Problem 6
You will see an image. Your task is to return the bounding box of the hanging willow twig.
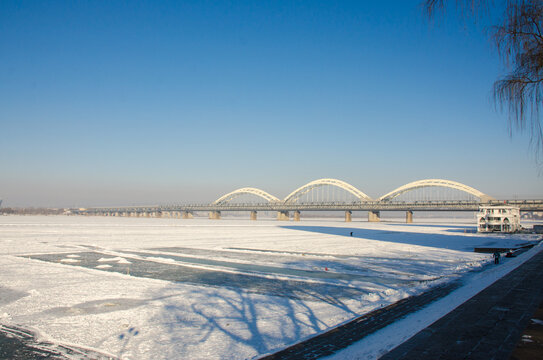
[424,0,543,160]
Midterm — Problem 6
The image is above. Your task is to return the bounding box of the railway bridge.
[76,178,543,223]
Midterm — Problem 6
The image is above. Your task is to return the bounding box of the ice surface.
[0,215,540,359]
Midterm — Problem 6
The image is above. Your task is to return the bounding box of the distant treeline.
[522,211,543,220]
[0,207,66,215]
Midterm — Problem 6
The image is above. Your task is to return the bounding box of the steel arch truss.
[213,187,281,205]
[378,179,494,202]
[283,178,373,203]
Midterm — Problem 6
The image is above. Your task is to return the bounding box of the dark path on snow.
[260,247,543,360]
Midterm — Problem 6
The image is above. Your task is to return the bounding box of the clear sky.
[1,0,542,207]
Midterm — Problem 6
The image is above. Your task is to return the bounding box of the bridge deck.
[77,199,543,215]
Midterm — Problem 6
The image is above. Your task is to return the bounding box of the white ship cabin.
[477,206,520,233]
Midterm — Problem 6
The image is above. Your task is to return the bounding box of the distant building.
[477,206,521,233]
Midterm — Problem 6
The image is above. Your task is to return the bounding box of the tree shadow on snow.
[140,282,362,359]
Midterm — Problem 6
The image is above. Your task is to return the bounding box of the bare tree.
[425,0,543,160]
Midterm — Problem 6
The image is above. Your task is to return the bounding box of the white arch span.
[378,179,494,202]
[283,178,373,203]
[213,187,281,205]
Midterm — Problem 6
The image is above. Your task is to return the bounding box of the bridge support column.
[250,211,257,221]
[406,210,413,223]
[294,210,301,221]
[277,211,289,221]
[182,211,193,219]
[345,210,352,222]
[209,211,221,220]
[368,210,381,222]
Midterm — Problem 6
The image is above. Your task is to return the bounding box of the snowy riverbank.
[0,216,540,359]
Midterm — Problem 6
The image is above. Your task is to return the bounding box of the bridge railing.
[73,199,543,215]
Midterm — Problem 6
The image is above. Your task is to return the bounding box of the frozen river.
[0,216,540,359]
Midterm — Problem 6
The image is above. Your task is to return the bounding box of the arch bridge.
[78,178,543,223]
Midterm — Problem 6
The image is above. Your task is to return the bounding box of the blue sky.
[1,0,541,207]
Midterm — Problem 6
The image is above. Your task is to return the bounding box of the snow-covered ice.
[0,215,540,359]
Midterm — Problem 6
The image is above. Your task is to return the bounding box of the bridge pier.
[294,210,301,221]
[368,210,381,222]
[182,211,193,219]
[406,210,413,223]
[209,211,221,220]
[277,211,289,221]
[345,210,352,222]
[250,211,257,221]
